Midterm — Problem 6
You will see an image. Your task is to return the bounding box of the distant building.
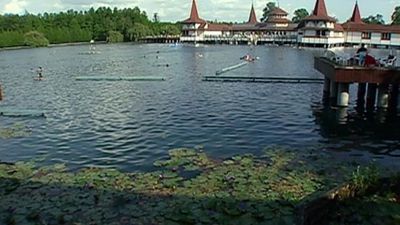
[297,0,344,48]
[180,0,400,48]
[342,1,400,48]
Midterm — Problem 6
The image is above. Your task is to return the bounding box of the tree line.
[261,2,400,25]
[0,7,181,48]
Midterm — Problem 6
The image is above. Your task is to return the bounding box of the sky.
[0,0,398,23]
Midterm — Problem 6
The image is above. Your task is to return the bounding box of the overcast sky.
[0,0,398,23]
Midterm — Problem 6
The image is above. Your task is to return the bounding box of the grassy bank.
[1,147,397,225]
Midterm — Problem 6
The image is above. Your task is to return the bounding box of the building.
[297,0,344,48]
[180,0,400,48]
[342,1,400,48]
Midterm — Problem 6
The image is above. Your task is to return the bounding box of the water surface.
[0,44,399,171]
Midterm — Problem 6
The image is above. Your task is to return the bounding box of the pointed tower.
[247,4,258,24]
[181,0,206,42]
[349,1,363,23]
[183,0,206,24]
[297,0,344,48]
[312,0,328,17]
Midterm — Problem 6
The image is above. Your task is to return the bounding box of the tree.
[362,14,385,25]
[392,6,400,24]
[261,2,276,22]
[24,31,49,47]
[127,23,151,41]
[292,8,309,23]
[153,13,159,23]
[107,31,124,43]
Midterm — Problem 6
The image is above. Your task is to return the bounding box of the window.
[361,32,371,39]
[381,33,391,40]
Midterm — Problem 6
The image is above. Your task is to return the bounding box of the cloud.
[0,0,396,23]
[2,0,28,14]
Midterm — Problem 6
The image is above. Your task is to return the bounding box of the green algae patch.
[0,123,31,139]
[0,148,374,225]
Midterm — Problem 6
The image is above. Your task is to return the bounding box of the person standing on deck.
[356,44,367,66]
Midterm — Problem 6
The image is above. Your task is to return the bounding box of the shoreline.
[0,41,108,52]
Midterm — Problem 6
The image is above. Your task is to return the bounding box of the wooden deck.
[314,57,400,84]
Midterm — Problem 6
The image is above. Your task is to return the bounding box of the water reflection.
[313,104,400,157]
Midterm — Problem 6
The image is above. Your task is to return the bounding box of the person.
[356,44,367,66]
[37,67,43,79]
[0,83,3,101]
[364,54,377,67]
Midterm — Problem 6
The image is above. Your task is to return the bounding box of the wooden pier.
[314,57,400,110]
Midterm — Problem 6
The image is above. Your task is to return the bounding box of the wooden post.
[323,77,331,102]
[366,83,377,109]
[330,81,338,105]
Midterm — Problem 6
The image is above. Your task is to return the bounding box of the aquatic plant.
[0,123,31,139]
[0,148,389,225]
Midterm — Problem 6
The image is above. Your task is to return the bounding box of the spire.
[183,0,206,23]
[350,1,363,23]
[247,4,258,24]
[312,0,328,17]
[189,0,200,21]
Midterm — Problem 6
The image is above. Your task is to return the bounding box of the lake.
[0,44,399,171]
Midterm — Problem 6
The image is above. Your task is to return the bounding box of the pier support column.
[357,83,367,107]
[377,84,389,109]
[366,83,377,109]
[389,84,399,110]
[398,87,400,111]
[337,83,350,107]
[330,81,338,104]
[323,77,331,102]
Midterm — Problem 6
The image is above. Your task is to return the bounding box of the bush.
[24,31,49,47]
[107,31,124,43]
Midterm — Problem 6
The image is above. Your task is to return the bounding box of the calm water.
[0,44,399,171]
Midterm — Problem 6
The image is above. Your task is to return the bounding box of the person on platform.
[364,54,377,68]
[356,44,368,66]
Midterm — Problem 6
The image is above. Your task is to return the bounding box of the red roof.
[269,7,288,16]
[266,17,291,24]
[313,0,328,17]
[341,23,400,34]
[303,0,335,22]
[349,1,363,23]
[199,23,231,31]
[182,0,206,24]
[247,4,258,24]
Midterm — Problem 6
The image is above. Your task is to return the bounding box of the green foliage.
[261,2,276,22]
[0,31,24,47]
[127,23,152,41]
[362,14,385,24]
[392,6,400,25]
[292,8,309,23]
[106,30,124,43]
[0,6,181,47]
[23,31,49,47]
[351,165,379,193]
